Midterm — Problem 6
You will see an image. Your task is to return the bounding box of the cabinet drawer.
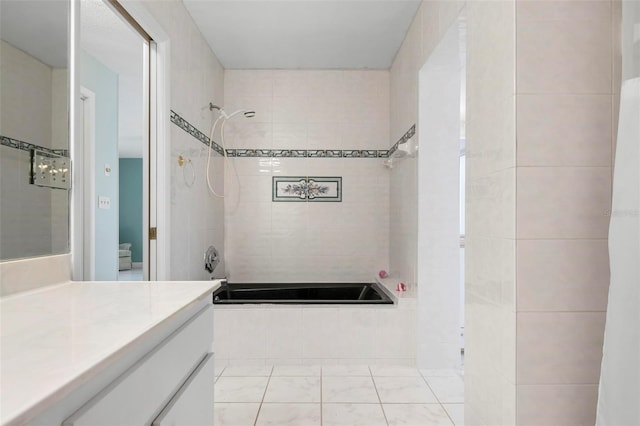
[152,353,214,426]
[63,305,213,425]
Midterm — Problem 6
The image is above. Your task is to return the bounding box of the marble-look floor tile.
[214,403,260,426]
[322,365,372,376]
[222,365,273,377]
[384,404,453,426]
[215,377,269,402]
[374,377,438,403]
[322,403,388,426]
[215,364,227,377]
[370,365,420,377]
[263,377,321,403]
[425,375,464,403]
[420,369,462,378]
[443,403,464,426]
[255,403,321,426]
[323,376,380,403]
[272,365,321,376]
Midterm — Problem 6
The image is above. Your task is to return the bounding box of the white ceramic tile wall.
[0,41,59,262]
[214,304,416,366]
[514,2,616,424]
[466,1,516,425]
[223,70,390,283]
[142,0,226,280]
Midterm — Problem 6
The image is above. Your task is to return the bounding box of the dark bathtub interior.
[213,282,393,305]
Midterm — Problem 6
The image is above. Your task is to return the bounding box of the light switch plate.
[98,196,110,209]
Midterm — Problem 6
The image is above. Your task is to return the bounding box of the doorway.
[76,0,150,281]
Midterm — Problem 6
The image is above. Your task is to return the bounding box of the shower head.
[208,103,222,112]
[244,111,256,118]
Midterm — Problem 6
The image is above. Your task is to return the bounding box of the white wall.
[81,51,119,281]
[416,19,463,370]
[141,0,226,280]
[223,70,390,283]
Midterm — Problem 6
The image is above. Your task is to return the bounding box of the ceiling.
[183,0,422,69]
[0,0,68,68]
[81,0,144,157]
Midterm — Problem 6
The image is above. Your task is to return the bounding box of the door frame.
[70,0,171,280]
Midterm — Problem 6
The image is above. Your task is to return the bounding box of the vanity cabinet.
[2,284,220,426]
[61,306,214,426]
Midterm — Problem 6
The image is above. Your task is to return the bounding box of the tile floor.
[118,266,143,281]
[214,365,463,426]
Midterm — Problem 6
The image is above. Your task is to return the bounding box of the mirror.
[0,0,70,260]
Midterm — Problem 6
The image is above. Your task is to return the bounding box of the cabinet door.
[152,353,214,426]
[63,306,213,425]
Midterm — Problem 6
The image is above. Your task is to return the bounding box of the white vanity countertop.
[0,280,221,425]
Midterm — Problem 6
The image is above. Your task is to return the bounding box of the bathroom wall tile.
[517,94,612,166]
[224,69,273,97]
[516,15,612,94]
[233,158,274,176]
[342,70,389,98]
[306,70,345,98]
[516,167,611,239]
[222,121,273,150]
[272,123,307,149]
[273,70,312,97]
[516,0,610,23]
[305,124,340,150]
[466,168,516,240]
[338,308,377,359]
[517,312,606,385]
[273,96,310,124]
[322,365,372,376]
[301,308,342,358]
[517,239,610,312]
[516,384,598,426]
[265,309,304,360]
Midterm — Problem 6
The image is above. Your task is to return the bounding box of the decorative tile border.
[1,135,69,157]
[273,176,342,202]
[170,110,224,156]
[169,110,414,160]
[388,124,416,158]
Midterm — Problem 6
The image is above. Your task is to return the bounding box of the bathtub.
[213,281,393,305]
[213,279,417,367]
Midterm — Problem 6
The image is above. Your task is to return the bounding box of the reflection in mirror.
[0,0,70,260]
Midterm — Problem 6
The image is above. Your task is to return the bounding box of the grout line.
[253,366,274,426]
[420,373,457,426]
[320,368,323,425]
[369,366,391,426]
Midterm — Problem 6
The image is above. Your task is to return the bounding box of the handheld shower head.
[244,111,256,118]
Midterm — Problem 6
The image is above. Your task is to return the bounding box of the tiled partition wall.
[513,1,617,424]
[465,1,618,425]
[223,70,390,283]
[142,0,226,280]
[389,1,466,286]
